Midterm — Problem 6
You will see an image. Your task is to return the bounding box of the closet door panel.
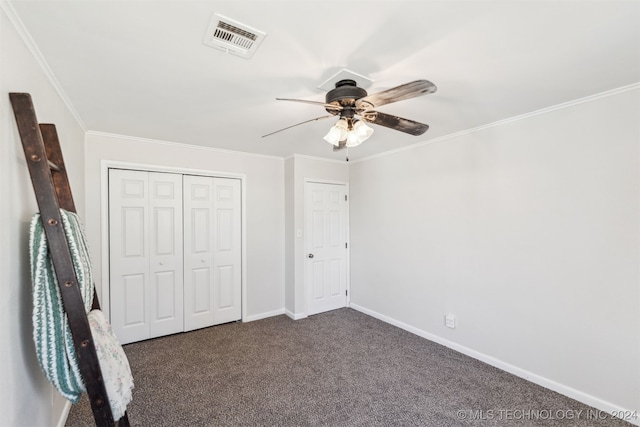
[192,268,212,313]
[212,178,242,325]
[148,172,184,339]
[109,169,150,344]
[122,274,146,325]
[183,175,215,331]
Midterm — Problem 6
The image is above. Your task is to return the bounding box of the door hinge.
[345,290,348,296]
[345,242,348,249]
[345,195,347,201]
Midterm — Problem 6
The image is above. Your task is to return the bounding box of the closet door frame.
[99,160,247,324]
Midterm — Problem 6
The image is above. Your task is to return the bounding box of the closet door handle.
[308,253,314,259]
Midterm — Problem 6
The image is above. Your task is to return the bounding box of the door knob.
[308,253,314,258]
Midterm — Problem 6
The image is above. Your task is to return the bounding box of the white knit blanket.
[88,309,134,420]
[29,210,134,419]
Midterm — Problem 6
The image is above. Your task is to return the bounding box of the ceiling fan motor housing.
[326,79,367,104]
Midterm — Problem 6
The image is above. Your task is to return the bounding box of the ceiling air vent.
[203,14,266,59]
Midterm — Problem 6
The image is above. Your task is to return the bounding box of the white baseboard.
[56,400,72,427]
[285,309,307,320]
[243,308,285,323]
[349,303,639,426]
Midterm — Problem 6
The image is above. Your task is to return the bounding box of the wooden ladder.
[10,93,130,426]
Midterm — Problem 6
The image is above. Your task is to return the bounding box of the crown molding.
[1,1,87,131]
[351,82,640,164]
[86,131,285,161]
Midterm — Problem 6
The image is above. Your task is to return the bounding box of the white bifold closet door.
[109,169,242,344]
[109,169,184,345]
[183,175,241,331]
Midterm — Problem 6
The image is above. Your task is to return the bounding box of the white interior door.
[184,176,241,331]
[183,175,215,331]
[109,169,183,344]
[212,178,242,324]
[148,172,184,339]
[305,182,348,316]
[109,169,149,344]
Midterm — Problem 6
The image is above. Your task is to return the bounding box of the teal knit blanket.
[29,210,94,402]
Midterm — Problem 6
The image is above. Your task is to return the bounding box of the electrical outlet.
[445,314,456,329]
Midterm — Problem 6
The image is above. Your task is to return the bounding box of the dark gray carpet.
[66,308,631,426]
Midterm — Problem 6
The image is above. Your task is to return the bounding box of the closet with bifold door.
[109,169,241,345]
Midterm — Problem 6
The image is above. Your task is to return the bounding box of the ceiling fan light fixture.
[345,131,360,148]
[323,118,348,146]
[344,120,373,147]
[353,120,374,141]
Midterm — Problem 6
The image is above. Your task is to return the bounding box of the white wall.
[285,155,349,318]
[84,132,285,322]
[284,157,295,312]
[349,87,640,415]
[0,3,87,425]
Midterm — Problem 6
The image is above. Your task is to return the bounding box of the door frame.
[303,179,350,315]
[100,160,247,323]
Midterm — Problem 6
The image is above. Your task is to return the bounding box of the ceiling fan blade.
[356,80,437,110]
[276,98,342,111]
[261,115,335,138]
[361,111,429,136]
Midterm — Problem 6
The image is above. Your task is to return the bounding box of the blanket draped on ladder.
[29,209,133,419]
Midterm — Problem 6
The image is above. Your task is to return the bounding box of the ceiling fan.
[262,78,437,151]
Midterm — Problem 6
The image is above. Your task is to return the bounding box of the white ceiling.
[8,0,640,161]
